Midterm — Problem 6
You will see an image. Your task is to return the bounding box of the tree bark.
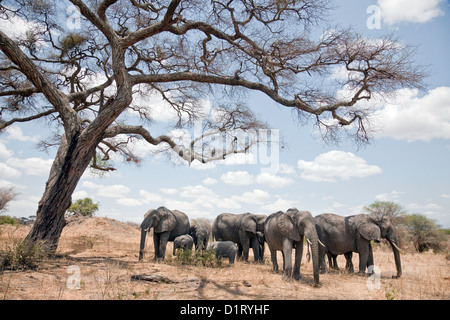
[25,131,97,252]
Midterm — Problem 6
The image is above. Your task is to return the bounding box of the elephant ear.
[155,207,177,233]
[277,212,301,241]
[358,222,381,242]
[242,214,257,233]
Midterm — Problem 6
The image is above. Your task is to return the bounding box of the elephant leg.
[269,248,278,272]
[357,240,370,275]
[327,253,333,269]
[237,244,243,260]
[344,252,354,273]
[241,238,250,262]
[259,241,265,263]
[250,236,260,262]
[293,239,303,280]
[318,248,328,274]
[332,255,339,270]
[158,232,170,260]
[153,232,161,260]
[367,243,374,275]
[282,238,293,281]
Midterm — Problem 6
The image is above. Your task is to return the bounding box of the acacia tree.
[0,187,18,213]
[0,0,424,251]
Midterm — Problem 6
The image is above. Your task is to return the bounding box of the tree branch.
[103,124,254,165]
[0,30,80,136]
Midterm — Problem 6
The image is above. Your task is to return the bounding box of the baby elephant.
[173,234,194,255]
[207,241,237,265]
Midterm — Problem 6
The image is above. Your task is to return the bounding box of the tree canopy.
[0,0,425,250]
[66,197,99,217]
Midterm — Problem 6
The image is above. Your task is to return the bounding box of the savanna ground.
[0,216,448,300]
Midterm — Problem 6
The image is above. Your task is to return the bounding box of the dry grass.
[1,217,448,300]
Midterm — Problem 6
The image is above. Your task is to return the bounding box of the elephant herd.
[138,206,402,286]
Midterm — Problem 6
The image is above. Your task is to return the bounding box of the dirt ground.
[1,216,449,300]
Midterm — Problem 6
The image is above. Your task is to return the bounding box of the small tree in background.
[363,201,448,253]
[0,187,19,225]
[66,197,99,217]
[403,214,444,253]
[363,201,407,226]
[0,187,18,214]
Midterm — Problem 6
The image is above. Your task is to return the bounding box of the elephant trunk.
[389,238,402,278]
[306,230,320,286]
[139,228,147,261]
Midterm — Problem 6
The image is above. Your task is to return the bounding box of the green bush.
[66,197,99,217]
[169,249,222,268]
[0,215,19,225]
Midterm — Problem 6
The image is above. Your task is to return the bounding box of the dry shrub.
[0,239,47,270]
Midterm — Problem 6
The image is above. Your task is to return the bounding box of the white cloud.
[82,181,131,198]
[0,163,22,179]
[277,164,296,175]
[0,141,14,159]
[406,202,443,211]
[159,188,178,195]
[180,185,217,200]
[232,189,270,205]
[0,179,17,189]
[116,197,143,207]
[202,177,218,185]
[6,157,53,176]
[72,191,89,200]
[375,190,405,202]
[214,197,241,210]
[372,87,450,142]
[378,0,444,25]
[297,151,382,182]
[10,196,41,209]
[261,197,299,212]
[0,11,46,44]
[139,190,163,203]
[6,126,40,143]
[220,171,255,185]
[130,86,212,123]
[255,172,295,188]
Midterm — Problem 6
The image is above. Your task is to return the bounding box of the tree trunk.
[25,132,97,252]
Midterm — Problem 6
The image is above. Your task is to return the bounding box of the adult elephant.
[315,213,402,278]
[264,208,320,286]
[138,206,190,261]
[212,212,266,262]
[189,222,211,251]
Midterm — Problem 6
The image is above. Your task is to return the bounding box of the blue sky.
[1,0,449,227]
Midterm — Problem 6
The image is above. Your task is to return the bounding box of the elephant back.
[212,213,240,242]
[168,210,190,240]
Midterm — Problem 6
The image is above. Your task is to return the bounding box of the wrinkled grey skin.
[315,213,402,277]
[207,241,238,265]
[264,208,320,285]
[212,213,266,262]
[189,223,210,250]
[139,206,190,261]
[173,234,194,255]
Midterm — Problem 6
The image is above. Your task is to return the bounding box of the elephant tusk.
[391,241,403,253]
[318,239,325,247]
[306,238,312,246]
